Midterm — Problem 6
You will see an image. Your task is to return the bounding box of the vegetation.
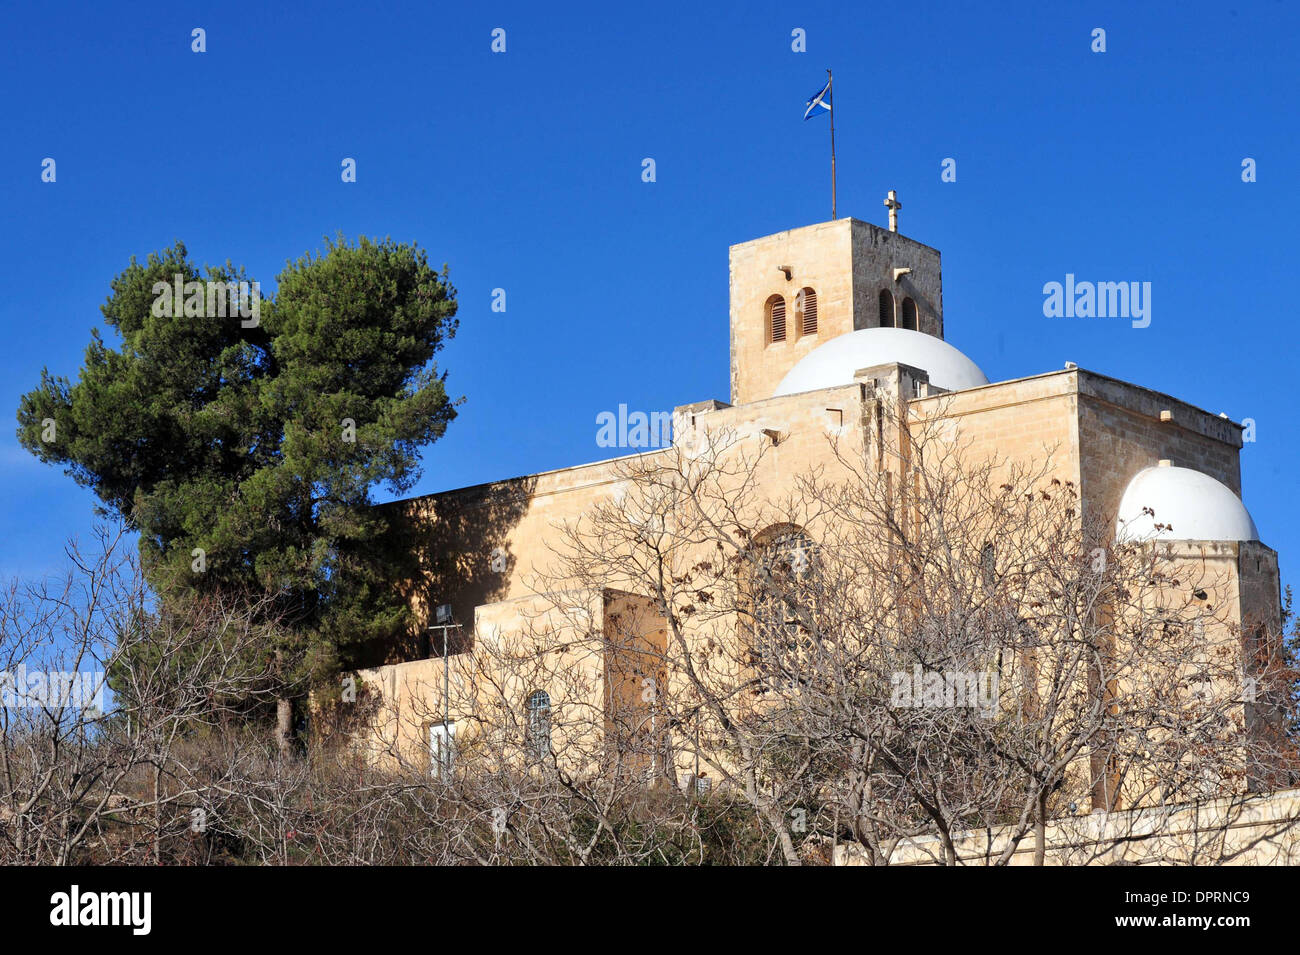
[15,237,459,751]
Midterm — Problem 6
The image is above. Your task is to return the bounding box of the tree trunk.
[153,756,162,865]
[1033,789,1047,865]
[276,697,293,760]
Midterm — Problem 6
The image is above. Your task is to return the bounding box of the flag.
[804,79,832,120]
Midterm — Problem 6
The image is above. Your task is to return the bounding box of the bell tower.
[728,213,945,405]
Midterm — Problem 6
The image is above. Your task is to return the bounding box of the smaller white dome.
[773,327,988,398]
[1116,466,1259,543]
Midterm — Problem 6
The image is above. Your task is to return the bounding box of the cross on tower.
[883,190,902,233]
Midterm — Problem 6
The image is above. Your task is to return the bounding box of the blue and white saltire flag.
[804,79,832,120]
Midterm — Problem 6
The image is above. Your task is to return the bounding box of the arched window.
[795,287,818,337]
[766,295,787,344]
[901,297,918,331]
[751,527,819,685]
[878,289,895,328]
[525,690,551,759]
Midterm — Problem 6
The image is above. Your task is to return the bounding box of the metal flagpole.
[828,68,836,220]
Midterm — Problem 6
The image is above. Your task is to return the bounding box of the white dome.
[1116,466,1259,543]
[773,327,989,398]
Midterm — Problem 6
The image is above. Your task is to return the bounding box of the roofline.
[729,217,942,256]
[380,446,674,510]
[381,369,1242,513]
[908,366,1246,433]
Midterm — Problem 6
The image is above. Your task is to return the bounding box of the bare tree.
[0,525,282,864]
[515,403,1300,865]
[5,409,1295,866]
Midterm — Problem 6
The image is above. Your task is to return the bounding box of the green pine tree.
[17,236,459,748]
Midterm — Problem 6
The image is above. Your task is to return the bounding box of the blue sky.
[2,0,1296,598]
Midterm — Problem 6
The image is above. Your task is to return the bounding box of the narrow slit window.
[525,690,551,760]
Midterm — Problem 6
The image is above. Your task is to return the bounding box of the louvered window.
[901,297,918,331]
[879,289,895,328]
[767,295,786,343]
[797,287,818,336]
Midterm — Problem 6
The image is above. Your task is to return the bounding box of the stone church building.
[339,210,1292,861]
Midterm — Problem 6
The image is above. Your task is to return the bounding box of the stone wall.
[1076,370,1244,535]
[837,788,1300,865]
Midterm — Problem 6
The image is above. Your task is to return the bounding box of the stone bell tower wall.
[729,218,943,406]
